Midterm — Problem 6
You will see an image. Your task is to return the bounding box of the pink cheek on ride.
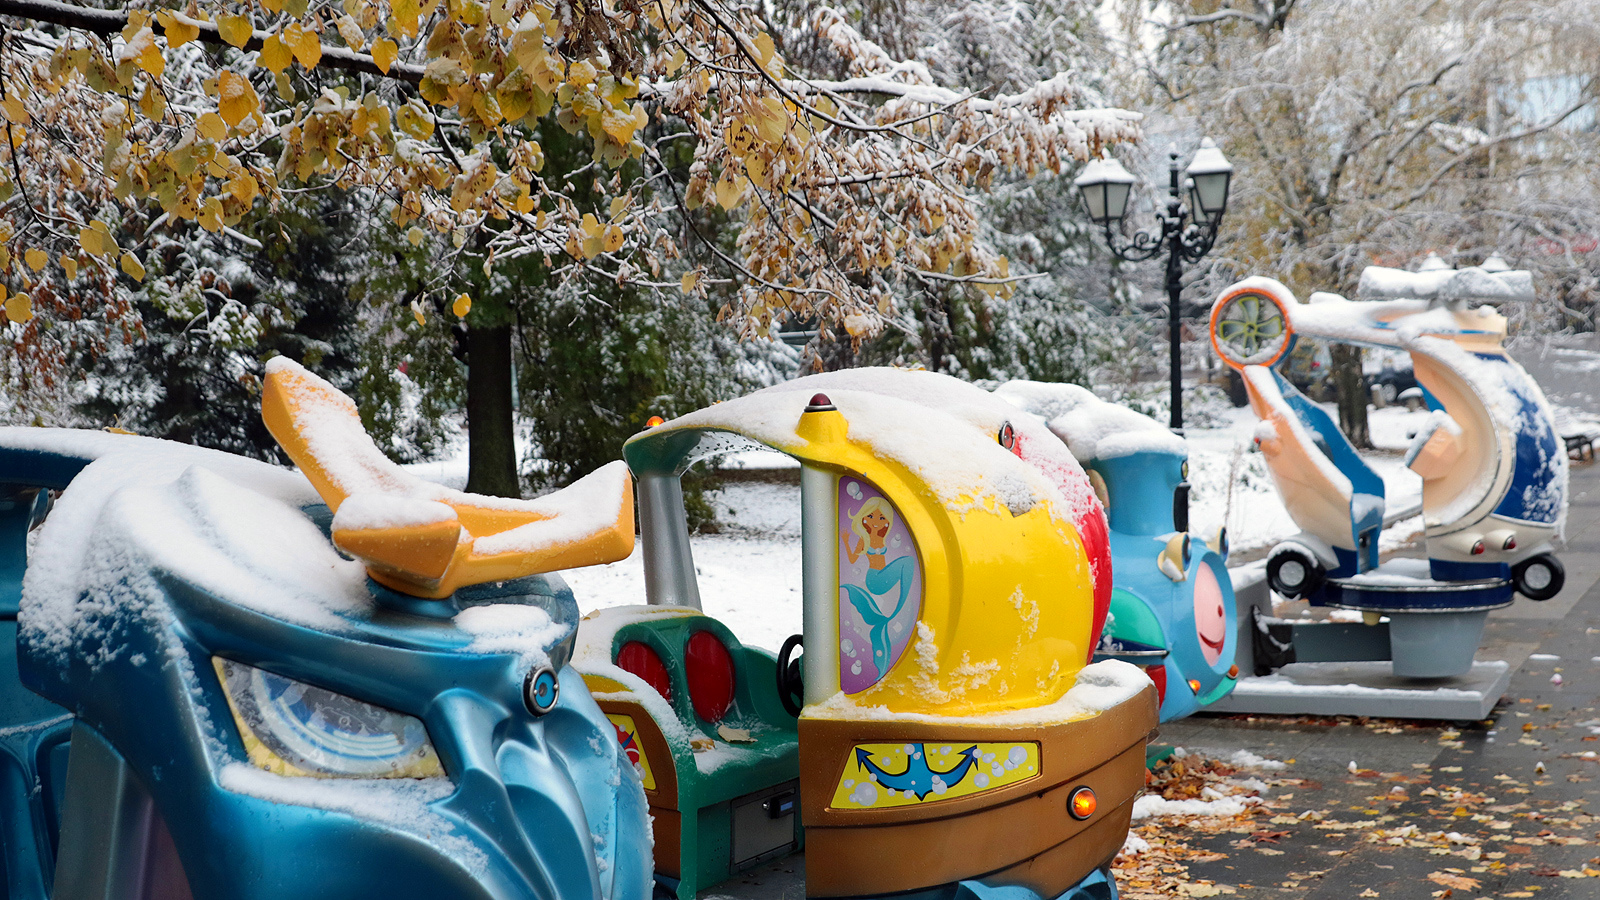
[1192,563,1227,666]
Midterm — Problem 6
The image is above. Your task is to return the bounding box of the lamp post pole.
[1075,140,1232,436]
[1164,156,1186,433]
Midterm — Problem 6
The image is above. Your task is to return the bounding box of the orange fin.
[263,357,634,599]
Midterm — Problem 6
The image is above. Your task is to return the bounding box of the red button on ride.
[617,641,673,703]
[685,630,736,722]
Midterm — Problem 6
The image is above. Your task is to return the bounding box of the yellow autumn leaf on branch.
[197,111,228,141]
[390,0,421,36]
[452,293,472,317]
[335,15,365,50]
[370,38,398,74]
[259,34,293,73]
[396,100,434,138]
[24,248,46,271]
[680,271,699,293]
[752,96,788,144]
[751,33,776,68]
[156,10,201,48]
[227,172,259,204]
[284,24,323,70]
[78,224,110,258]
[0,95,26,125]
[4,293,32,324]
[120,251,146,282]
[124,27,165,77]
[714,171,745,210]
[216,14,252,48]
[217,70,260,128]
[198,197,224,232]
[61,254,78,279]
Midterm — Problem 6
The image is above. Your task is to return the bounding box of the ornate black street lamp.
[1074,139,1233,433]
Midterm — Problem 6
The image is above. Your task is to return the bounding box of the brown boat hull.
[797,685,1158,898]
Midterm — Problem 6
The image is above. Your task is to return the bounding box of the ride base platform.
[1210,566,1519,721]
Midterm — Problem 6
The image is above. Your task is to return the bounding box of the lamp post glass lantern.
[1074,139,1232,433]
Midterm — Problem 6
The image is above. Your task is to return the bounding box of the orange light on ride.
[646,415,665,428]
[1067,786,1097,820]
[1188,679,1202,694]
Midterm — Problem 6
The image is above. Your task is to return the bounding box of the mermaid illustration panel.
[838,476,923,693]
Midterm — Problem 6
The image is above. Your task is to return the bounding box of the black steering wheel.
[776,634,804,717]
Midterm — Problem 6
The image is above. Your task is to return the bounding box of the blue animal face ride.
[0,357,652,900]
[1210,262,1568,678]
[996,382,1237,722]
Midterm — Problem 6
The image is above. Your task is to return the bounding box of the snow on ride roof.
[993,380,1186,461]
[1359,264,1534,303]
[1218,275,1512,352]
[804,658,1149,725]
[268,357,631,531]
[649,368,1101,526]
[7,427,355,663]
[1285,290,1507,350]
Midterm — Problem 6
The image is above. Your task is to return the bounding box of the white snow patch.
[453,604,563,663]
[994,380,1187,461]
[1131,793,1260,820]
[1225,750,1288,771]
[805,659,1149,725]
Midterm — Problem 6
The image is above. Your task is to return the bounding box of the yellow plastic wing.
[262,357,634,599]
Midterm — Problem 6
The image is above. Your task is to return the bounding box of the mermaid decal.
[838,478,922,692]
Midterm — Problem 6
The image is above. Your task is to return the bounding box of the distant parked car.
[1281,340,1334,401]
[1365,359,1419,406]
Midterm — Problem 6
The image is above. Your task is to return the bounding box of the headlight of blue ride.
[213,658,444,779]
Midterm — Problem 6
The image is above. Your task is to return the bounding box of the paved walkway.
[1162,457,1600,897]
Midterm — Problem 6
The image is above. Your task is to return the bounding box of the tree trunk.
[465,322,521,498]
[1331,343,1371,450]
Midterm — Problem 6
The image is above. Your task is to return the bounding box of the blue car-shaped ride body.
[1089,450,1237,722]
[995,382,1237,723]
[0,429,652,900]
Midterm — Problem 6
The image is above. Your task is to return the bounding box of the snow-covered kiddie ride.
[994,382,1238,723]
[577,369,1157,900]
[1208,264,1567,713]
[0,358,653,900]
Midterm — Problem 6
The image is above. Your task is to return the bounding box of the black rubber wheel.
[776,634,804,717]
[1267,546,1326,600]
[1512,553,1565,601]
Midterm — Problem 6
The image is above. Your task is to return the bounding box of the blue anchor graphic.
[854,744,982,800]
